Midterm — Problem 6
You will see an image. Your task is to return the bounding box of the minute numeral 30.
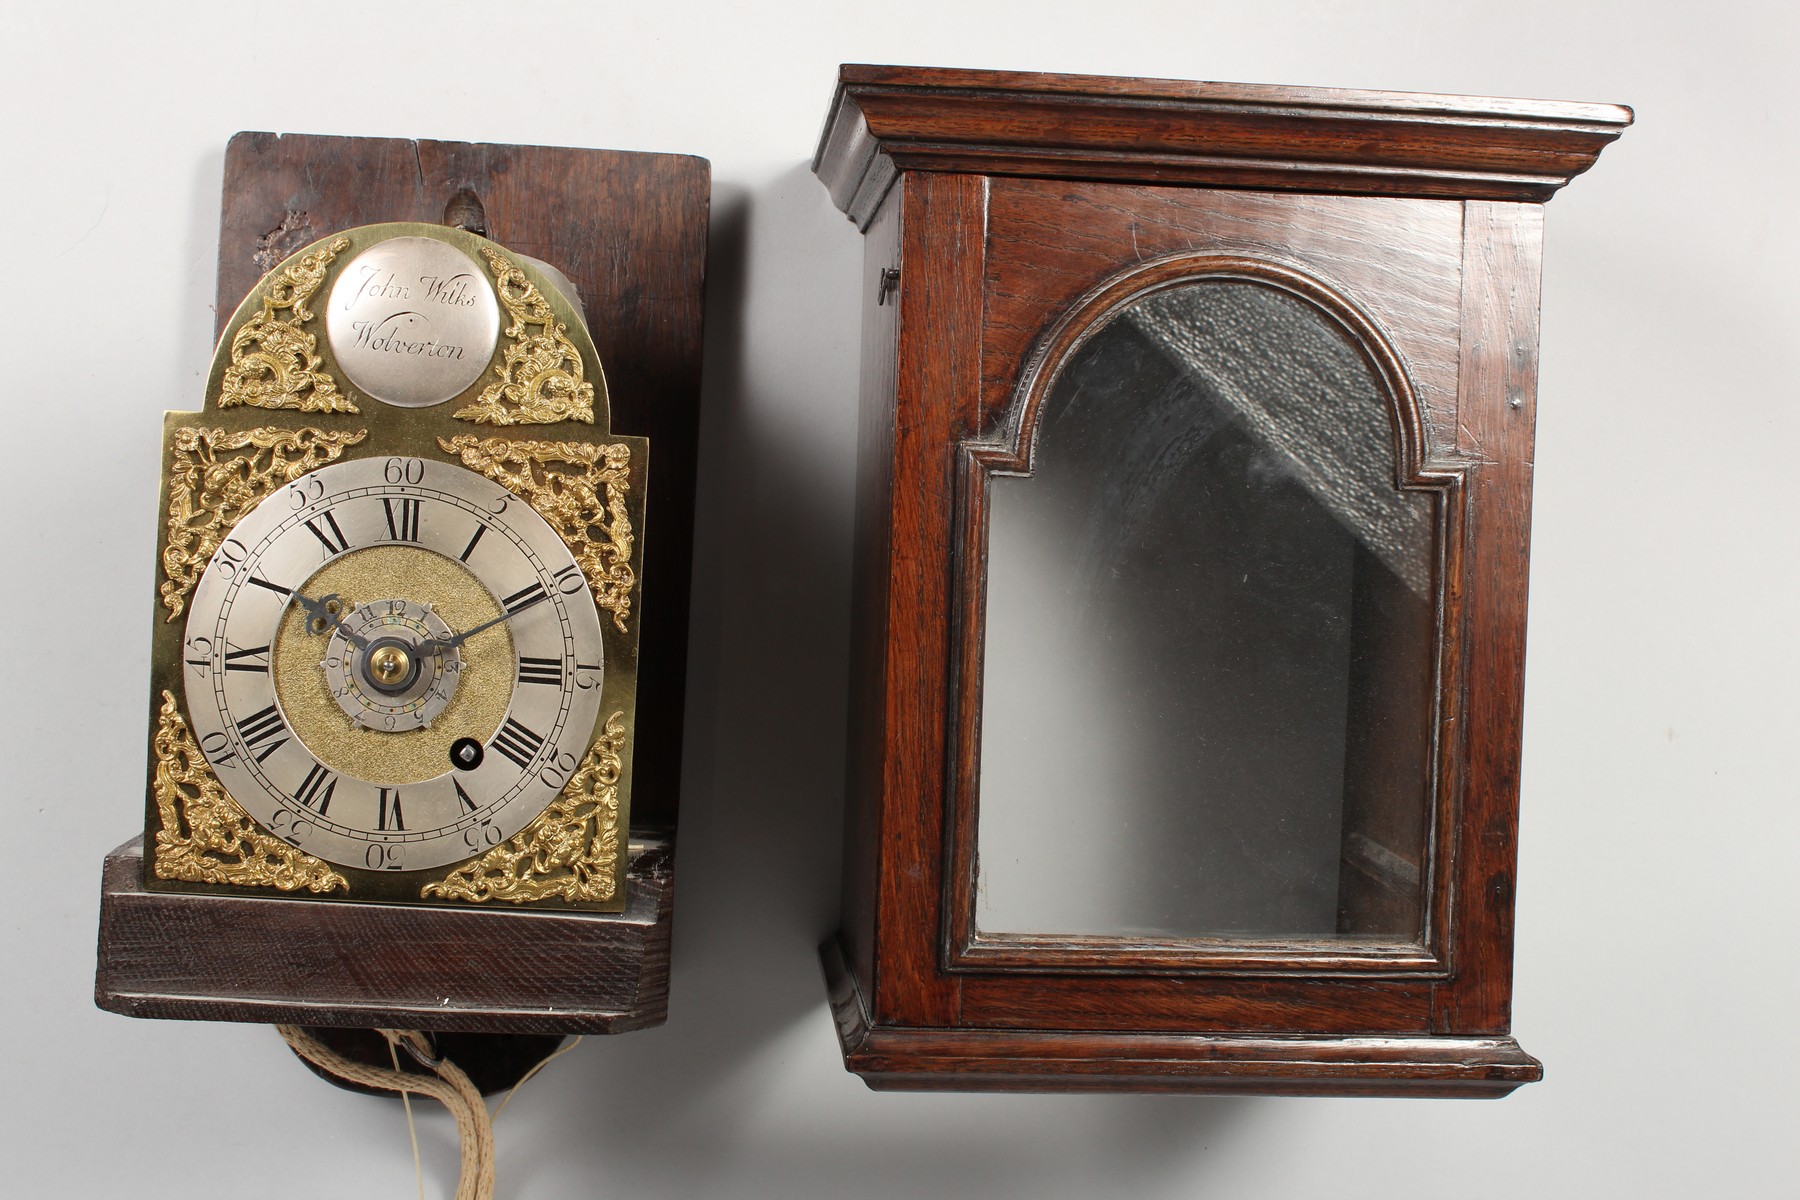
[382,496,422,542]
[490,718,546,770]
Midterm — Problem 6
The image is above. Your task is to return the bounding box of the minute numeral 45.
[383,497,422,543]
[234,702,289,764]
[303,509,351,556]
[293,763,336,815]
[378,787,406,831]
[517,657,564,687]
[490,717,546,770]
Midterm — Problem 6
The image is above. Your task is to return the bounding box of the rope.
[276,1026,496,1200]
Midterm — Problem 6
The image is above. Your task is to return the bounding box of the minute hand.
[424,609,518,653]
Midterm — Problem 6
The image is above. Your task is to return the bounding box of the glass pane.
[975,280,1436,942]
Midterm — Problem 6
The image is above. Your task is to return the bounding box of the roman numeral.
[502,582,548,616]
[293,762,336,815]
[222,642,271,673]
[234,702,289,764]
[246,574,291,598]
[453,779,477,813]
[490,717,545,770]
[378,787,405,831]
[383,497,422,542]
[517,656,564,687]
[303,510,351,556]
[459,523,488,563]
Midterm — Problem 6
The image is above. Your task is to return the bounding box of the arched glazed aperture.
[975,275,1440,943]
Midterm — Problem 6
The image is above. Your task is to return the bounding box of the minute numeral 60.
[384,457,426,485]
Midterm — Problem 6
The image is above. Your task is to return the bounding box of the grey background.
[4,2,1794,1196]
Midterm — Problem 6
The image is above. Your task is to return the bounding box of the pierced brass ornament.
[452,246,597,425]
[218,235,360,413]
[438,435,636,631]
[150,691,348,894]
[422,712,625,904]
[159,425,369,620]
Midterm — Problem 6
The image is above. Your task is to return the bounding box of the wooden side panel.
[839,189,903,1008]
[871,172,989,1026]
[1433,200,1545,1034]
[215,132,709,829]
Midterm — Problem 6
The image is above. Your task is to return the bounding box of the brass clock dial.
[180,454,607,873]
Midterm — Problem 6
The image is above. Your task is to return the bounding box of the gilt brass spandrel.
[451,245,600,426]
[218,236,360,413]
[159,425,370,621]
[422,712,627,904]
[149,690,348,894]
[438,435,639,631]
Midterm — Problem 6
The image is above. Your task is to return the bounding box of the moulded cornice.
[814,64,1633,228]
